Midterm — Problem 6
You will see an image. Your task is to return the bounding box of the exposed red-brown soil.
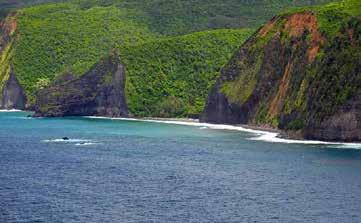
[284,12,325,63]
[347,28,356,46]
[0,13,17,53]
[268,60,293,116]
[258,17,278,37]
[0,12,17,35]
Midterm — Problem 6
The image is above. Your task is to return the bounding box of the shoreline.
[85,116,361,148]
[1,110,360,148]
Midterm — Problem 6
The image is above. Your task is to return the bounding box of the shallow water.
[1,112,361,222]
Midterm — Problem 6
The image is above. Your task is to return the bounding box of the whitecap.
[42,139,92,143]
[74,142,98,146]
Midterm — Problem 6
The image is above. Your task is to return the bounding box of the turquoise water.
[1,111,361,222]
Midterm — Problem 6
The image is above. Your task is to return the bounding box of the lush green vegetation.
[121,29,253,117]
[0,0,64,18]
[284,0,361,37]
[306,16,361,122]
[8,2,252,116]
[12,3,157,103]
[0,0,344,117]
[111,0,338,35]
[0,38,13,90]
[281,0,361,121]
[2,0,338,33]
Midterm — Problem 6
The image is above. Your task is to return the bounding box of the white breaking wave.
[74,142,98,146]
[326,143,361,149]
[85,116,361,148]
[85,116,267,134]
[13,116,33,120]
[0,109,22,112]
[42,138,92,143]
[250,132,334,145]
[42,138,99,147]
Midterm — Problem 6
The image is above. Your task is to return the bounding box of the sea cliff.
[201,0,361,141]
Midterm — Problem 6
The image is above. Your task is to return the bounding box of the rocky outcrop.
[202,11,361,142]
[0,70,26,109]
[34,54,129,117]
[304,94,361,142]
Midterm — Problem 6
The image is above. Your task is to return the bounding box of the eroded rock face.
[0,71,26,109]
[304,95,361,142]
[34,55,129,117]
[201,13,312,125]
[200,80,244,124]
[202,12,361,142]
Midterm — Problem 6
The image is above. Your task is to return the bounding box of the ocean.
[1,111,361,222]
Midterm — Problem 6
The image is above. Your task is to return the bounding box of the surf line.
[84,116,361,148]
[0,109,22,112]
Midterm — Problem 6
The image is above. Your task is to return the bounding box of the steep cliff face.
[304,95,361,141]
[202,1,361,142]
[34,55,129,117]
[0,70,26,109]
[0,12,27,109]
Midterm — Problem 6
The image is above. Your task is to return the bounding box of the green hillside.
[2,0,338,33]
[0,0,64,18]
[114,0,338,35]
[121,29,253,117]
[284,0,360,34]
[285,0,361,122]
[202,0,361,141]
[13,3,157,102]
[0,0,342,117]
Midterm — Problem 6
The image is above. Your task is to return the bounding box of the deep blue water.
[1,112,361,222]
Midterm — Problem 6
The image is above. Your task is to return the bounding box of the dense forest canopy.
[1,0,338,34]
